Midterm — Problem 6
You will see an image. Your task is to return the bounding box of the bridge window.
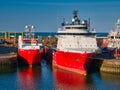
[111,36,114,39]
[65,27,87,29]
[115,36,119,39]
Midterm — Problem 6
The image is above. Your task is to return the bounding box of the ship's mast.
[72,10,80,25]
[25,25,35,39]
[116,19,120,32]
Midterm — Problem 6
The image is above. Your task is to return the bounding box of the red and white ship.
[52,11,98,75]
[18,25,42,67]
[102,19,120,58]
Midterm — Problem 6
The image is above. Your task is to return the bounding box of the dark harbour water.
[0,60,120,90]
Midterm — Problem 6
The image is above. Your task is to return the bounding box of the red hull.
[52,51,95,75]
[18,49,42,67]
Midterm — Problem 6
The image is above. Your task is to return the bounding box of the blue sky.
[0,0,120,32]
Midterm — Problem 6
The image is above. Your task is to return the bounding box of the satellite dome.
[31,25,35,29]
[72,18,75,22]
[25,25,29,29]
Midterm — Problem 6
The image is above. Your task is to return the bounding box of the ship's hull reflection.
[53,68,89,90]
[17,67,41,90]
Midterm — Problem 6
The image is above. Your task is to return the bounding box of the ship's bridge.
[58,25,89,34]
[65,24,87,29]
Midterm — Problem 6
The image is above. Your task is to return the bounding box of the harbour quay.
[0,31,24,47]
[89,53,120,74]
[0,53,17,73]
[0,31,24,40]
[100,59,120,74]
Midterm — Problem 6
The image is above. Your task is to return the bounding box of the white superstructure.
[57,11,98,53]
[107,19,120,49]
[18,25,42,50]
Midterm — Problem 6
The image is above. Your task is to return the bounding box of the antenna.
[88,18,90,31]
[61,18,65,26]
[31,25,35,38]
[24,25,35,39]
[73,10,78,19]
[72,10,80,24]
